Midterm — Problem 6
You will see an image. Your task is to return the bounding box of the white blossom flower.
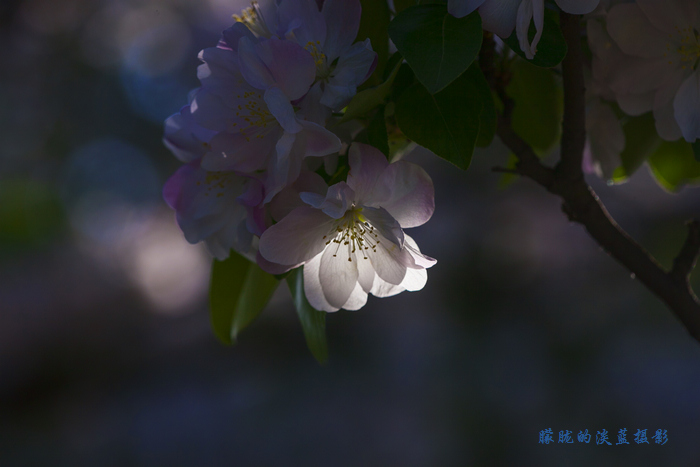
[258,143,436,312]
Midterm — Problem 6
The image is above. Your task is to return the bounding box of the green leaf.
[612,112,661,183]
[504,9,567,67]
[210,253,279,345]
[357,0,391,86]
[341,54,402,122]
[470,66,497,147]
[506,59,563,154]
[648,139,700,192]
[395,65,486,170]
[693,140,700,162]
[389,5,482,94]
[394,0,418,13]
[286,268,328,364]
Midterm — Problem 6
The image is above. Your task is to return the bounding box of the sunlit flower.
[448,0,599,59]
[258,143,436,312]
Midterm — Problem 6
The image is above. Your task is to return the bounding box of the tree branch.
[483,16,700,343]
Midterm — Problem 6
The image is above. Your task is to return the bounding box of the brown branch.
[483,16,700,342]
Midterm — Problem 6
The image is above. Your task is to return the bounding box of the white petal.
[304,254,337,312]
[404,234,437,268]
[673,71,700,142]
[478,0,520,39]
[401,267,427,292]
[616,92,654,116]
[258,206,336,265]
[356,251,375,292]
[341,281,368,311]
[607,4,669,58]
[448,0,486,18]
[373,160,435,228]
[636,0,699,36]
[319,243,359,309]
[367,235,408,285]
[370,274,405,298]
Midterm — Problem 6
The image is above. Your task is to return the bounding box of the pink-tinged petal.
[346,143,389,204]
[322,0,361,61]
[607,4,669,59]
[366,234,408,285]
[673,71,700,142]
[304,254,338,312]
[303,181,355,218]
[269,170,328,222]
[362,206,405,249]
[296,120,343,158]
[264,87,302,133]
[448,0,486,18]
[479,0,520,39]
[654,98,683,141]
[259,206,336,265]
[297,81,331,125]
[607,56,674,95]
[322,40,377,109]
[200,130,277,172]
[264,131,298,203]
[319,243,360,309]
[636,0,698,36]
[238,36,316,100]
[163,162,197,210]
[373,160,434,228]
[654,70,687,108]
[616,92,654,116]
[163,106,216,163]
[278,0,326,47]
[554,0,598,15]
[341,281,368,311]
[256,251,299,275]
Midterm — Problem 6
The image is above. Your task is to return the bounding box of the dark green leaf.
[210,253,279,345]
[504,9,567,68]
[357,0,391,86]
[367,106,390,157]
[648,139,700,192]
[395,66,485,170]
[506,59,562,154]
[612,112,661,183]
[389,5,482,94]
[286,268,328,364]
[394,0,418,14]
[692,140,700,162]
[341,55,402,122]
[470,66,497,147]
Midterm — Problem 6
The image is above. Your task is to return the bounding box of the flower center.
[667,27,700,70]
[232,90,275,141]
[304,41,330,78]
[323,207,380,262]
[233,2,272,38]
[196,171,236,198]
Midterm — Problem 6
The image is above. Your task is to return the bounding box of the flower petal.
[200,130,277,172]
[319,242,359,309]
[304,254,337,312]
[636,0,699,36]
[554,0,599,15]
[322,0,362,61]
[277,0,326,47]
[346,143,389,204]
[404,233,437,269]
[367,234,409,285]
[238,36,316,100]
[673,71,700,142]
[303,181,355,219]
[258,206,336,265]
[264,86,302,133]
[607,4,669,59]
[478,0,520,38]
[373,160,435,228]
[654,98,683,141]
[340,281,368,311]
[362,206,405,249]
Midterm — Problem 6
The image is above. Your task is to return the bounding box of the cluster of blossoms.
[584,0,700,177]
[163,0,436,312]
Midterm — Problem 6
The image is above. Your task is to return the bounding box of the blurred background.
[1,0,700,465]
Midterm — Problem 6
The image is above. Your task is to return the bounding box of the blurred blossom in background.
[1,0,700,465]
